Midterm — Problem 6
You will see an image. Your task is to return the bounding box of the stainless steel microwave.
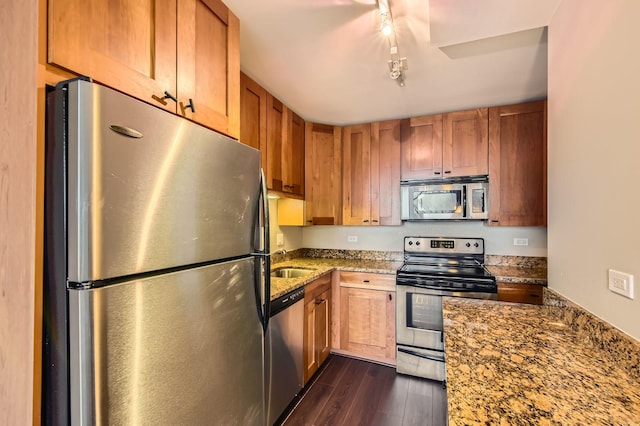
[400,177,489,220]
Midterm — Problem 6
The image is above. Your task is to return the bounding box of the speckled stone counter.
[443,296,640,425]
[270,257,401,300]
[485,255,548,285]
[485,265,548,285]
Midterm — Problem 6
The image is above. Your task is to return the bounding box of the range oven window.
[406,292,443,332]
[414,189,462,215]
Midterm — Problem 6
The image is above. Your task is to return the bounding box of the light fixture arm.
[377,0,407,86]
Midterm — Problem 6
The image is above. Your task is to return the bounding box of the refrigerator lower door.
[68,258,264,425]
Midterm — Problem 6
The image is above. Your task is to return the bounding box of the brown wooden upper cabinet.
[239,72,267,170]
[240,73,304,197]
[266,95,305,197]
[48,0,240,138]
[488,100,547,226]
[266,94,285,191]
[342,120,401,226]
[282,109,305,196]
[401,109,488,180]
[305,123,342,225]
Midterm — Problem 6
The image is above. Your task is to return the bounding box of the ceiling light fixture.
[377,0,407,87]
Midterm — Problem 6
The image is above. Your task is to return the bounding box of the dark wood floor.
[282,355,447,426]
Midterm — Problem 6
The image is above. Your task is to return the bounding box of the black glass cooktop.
[399,263,493,279]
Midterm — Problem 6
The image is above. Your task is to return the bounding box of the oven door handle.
[396,279,454,288]
[397,347,445,363]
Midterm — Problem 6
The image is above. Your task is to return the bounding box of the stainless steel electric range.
[395,236,497,383]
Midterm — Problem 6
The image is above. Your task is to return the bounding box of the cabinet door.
[239,72,267,171]
[443,108,489,177]
[177,0,240,138]
[401,114,443,180]
[497,282,543,305]
[374,120,402,226]
[342,124,372,225]
[305,123,342,225]
[303,299,318,384]
[266,94,285,190]
[489,101,547,226]
[48,0,177,112]
[340,287,395,363]
[282,109,305,196]
[315,289,332,367]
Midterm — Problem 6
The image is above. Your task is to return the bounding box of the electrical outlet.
[608,269,634,299]
[347,235,358,243]
[513,238,529,246]
[276,233,284,247]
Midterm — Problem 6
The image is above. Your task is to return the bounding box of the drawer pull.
[363,280,370,283]
[315,298,325,305]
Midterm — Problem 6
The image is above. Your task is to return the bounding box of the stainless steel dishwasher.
[266,286,305,426]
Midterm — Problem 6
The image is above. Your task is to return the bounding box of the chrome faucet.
[270,249,287,256]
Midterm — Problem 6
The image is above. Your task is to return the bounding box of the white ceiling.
[223,0,561,125]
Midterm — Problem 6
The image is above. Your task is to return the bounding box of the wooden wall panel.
[1,0,39,424]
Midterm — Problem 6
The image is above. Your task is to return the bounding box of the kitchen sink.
[271,267,315,278]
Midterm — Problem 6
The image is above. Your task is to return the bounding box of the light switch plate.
[347,235,358,243]
[276,233,284,247]
[608,269,634,299]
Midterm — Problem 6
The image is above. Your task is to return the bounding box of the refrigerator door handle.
[252,169,270,332]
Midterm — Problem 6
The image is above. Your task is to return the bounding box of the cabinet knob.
[363,219,369,223]
[444,170,452,174]
[372,220,379,223]
[163,91,177,103]
[434,171,441,175]
[388,294,392,301]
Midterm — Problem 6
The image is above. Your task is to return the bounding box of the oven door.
[396,284,447,381]
[396,284,444,350]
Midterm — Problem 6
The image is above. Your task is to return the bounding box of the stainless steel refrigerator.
[42,79,270,425]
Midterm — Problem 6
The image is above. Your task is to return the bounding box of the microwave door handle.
[462,185,468,218]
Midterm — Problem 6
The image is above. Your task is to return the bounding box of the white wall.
[268,199,303,252]
[548,0,640,340]
[270,201,547,256]
[303,222,546,256]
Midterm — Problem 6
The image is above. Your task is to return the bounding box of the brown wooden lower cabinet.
[303,274,332,384]
[497,282,543,305]
[338,274,396,365]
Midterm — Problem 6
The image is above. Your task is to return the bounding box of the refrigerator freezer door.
[68,258,264,425]
[65,80,261,283]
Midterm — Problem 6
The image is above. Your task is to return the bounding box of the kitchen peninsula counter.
[443,296,640,425]
[269,257,401,300]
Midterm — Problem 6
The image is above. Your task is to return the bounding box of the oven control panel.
[404,237,484,255]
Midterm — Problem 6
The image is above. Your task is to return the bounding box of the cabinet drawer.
[339,271,396,291]
[304,273,331,303]
[497,282,543,305]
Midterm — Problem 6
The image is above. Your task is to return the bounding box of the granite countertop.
[443,297,640,425]
[484,255,547,286]
[485,265,548,285]
[269,257,401,300]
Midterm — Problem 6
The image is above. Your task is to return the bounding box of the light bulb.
[382,22,393,36]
